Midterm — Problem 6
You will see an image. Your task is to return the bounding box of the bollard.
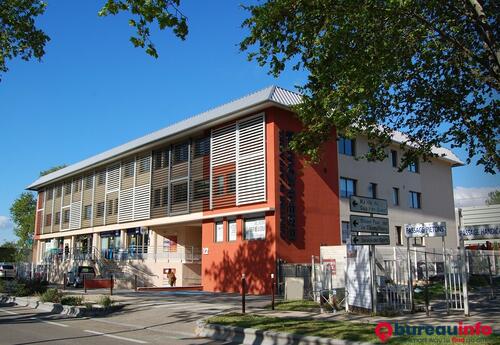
[63,273,66,291]
[241,274,246,314]
[110,274,114,296]
[271,273,275,310]
[84,274,87,293]
[135,274,138,292]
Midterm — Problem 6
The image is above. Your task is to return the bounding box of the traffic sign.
[350,215,389,233]
[349,196,388,215]
[405,222,447,238]
[351,235,390,245]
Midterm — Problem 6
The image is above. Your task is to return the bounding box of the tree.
[0,0,188,78]
[241,0,499,173]
[486,190,500,205]
[39,164,67,177]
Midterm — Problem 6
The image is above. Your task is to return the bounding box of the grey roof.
[27,86,301,190]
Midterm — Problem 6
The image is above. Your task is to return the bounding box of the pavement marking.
[29,317,69,328]
[93,318,198,338]
[0,309,18,315]
[151,302,186,308]
[84,330,148,344]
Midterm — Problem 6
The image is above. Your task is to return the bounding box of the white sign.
[459,224,500,240]
[202,247,209,255]
[346,245,371,310]
[351,235,390,245]
[215,222,224,242]
[349,196,388,215]
[228,220,237,241]
[405,222,447,238]
[350,215,389,233]
[244,218,266,240]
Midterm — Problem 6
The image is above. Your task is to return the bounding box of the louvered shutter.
[118,188,134,222]
[69,201,82,229]
[106,164,120,192]
[133,184,150,220]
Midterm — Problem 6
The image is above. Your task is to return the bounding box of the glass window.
[161,187,168,207]
[45,214,51,226]
[83,205,92,220]
[409,191,421,209]
[193,179,209,200]
[216,176,224,196]
[173,142,189,164]
[392,187,400,206]
[55,185,62,198]
[96,202,104,218]
[123,161,135,178]
[64,182,72,195]
[396,226,403,245]
[73,179,81,192]
[341,221,350,244]
[153,189,161,208]
[338,137,355,156]
[340,177,356,198]
[391,150,398,168]
[84,176,93,190]
[244,217,266,240]
[46,189,53,200]
[97,171,106,185]
[228,220,237,241]
[369,183,377,198]
[226,172,236,194]
[63,209,70,223]
[413,237,425,246]
[138,156,151,174]
[172,182,188,203]
[408,160,419,173]
[54,212,61,225]
[194,137,210,157]
[215,221,224,242]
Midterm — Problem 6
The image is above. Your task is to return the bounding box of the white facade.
[338,136,462,249]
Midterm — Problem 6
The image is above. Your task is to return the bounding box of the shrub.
[39,288,63,303]
[84,302,93,310]
[60,296,84,306]
[97,295,114,308]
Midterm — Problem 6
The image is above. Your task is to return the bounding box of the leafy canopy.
[0,0,187,78]
[486,190,500,205]
[241,0,499,172]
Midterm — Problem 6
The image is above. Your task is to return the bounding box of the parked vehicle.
[0,263,16,279]
[67,266,96,287]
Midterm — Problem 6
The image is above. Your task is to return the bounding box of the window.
[161,187,168,206]
[154,151,162,170]
[340,177,356,198]
[396,226,403,245]
[193,179,209,200]
[85,176,93,190]
[408,160,419,173]
[73,179,81,193]
[172,182,188,203]
[391,150,398,168]
[46,189,53,200]
[215,176,224,196]
[228,220,237,241]
[123,161,134,178]
[338,137,355,156]
[409,191,421,209]
[114,199,118,214]
[413,237,425,246]
[244,217,266,240]
[392,187,400,206]
[63,209,70,223]
[138,156,151,174]
[173,142,189,164]
[55,186,62,198]
[54,212,61,225]
[341,221,350,244]
[96,202,104,218]
[45,214,52,226]
[106,199,117,216]
[64,182,72,195]
[194,137,210,157]
[153,189,161,207]
[97,171,106,185]
[83,205,92,220]
[369,183,377,198]
[215,221,224,242]
[226,172,236,194]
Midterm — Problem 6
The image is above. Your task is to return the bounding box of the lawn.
[207,313,500,345]
[267,299,323,311]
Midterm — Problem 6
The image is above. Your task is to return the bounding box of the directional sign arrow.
[350,215,389,233]
[350,235,390,245]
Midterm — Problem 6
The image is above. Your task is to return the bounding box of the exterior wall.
[339,137,458,249]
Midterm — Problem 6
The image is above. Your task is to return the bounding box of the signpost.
[349,196,389,314]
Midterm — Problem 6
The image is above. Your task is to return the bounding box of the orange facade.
[201,106,340,294]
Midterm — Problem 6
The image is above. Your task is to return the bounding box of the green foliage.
[97,295,114,308]
[1,1,187,77]
[0,0,49,79]
[0,242,17,262]
[39,288,63,303]
[60,295,84,306]
[39,165,67,177]
[9,192,36,258]
[241,0,500,173]
[486,190,500,205]
[0,278,47,297]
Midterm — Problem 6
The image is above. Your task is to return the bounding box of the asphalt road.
[0,292,264,345]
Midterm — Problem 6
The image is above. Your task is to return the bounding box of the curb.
[195,319,375,345]
[5,296,86,317]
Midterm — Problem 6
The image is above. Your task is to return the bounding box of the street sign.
[349,196,388,215]
[459,224,500,240]
[351,235,390,245]
[350,215,389,233]
[404,222,447,238]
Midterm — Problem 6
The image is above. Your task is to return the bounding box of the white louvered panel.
[69,201,82,230]
[237,114,266,205]
[211,124,236,166]
[118,188,134,223]
[133,184,150,220]
[106,164,120,192]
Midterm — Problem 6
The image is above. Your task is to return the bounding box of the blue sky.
[0,1,498,242]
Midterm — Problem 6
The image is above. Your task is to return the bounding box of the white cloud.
[454,186,500,208]
[0,216,13,230]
